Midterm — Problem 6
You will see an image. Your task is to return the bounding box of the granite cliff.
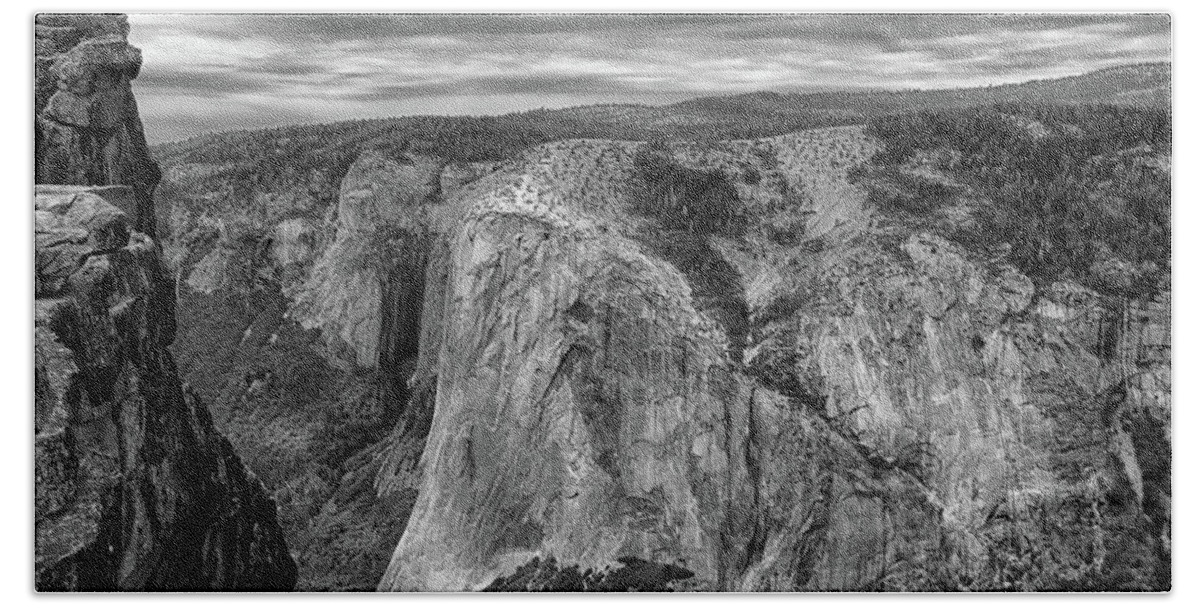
[164,136,504,587]
[36,14,161,237]
[34,186,297,590]
[152,70,1170,591]
[376,130,1168,590]
[34,15,296,591]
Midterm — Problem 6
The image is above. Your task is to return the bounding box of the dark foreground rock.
[35,14,161,237]
[35,186,297,591]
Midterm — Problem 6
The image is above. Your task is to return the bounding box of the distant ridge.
[673,61,1170,117]
[150,62,1170,170]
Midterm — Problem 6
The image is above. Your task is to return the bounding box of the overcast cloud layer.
[125,13,1171,144]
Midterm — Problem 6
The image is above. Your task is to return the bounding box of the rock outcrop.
[378,142,753,590]
[373,131,1168,591]
[164,145,495,589]
[737,129,1170,590]
[290,148,443,369]
[34,15,296,591]
[147,90,1168,590]
[34,186,298,590]
[36,14,161,237]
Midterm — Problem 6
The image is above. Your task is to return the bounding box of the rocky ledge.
[35,185,297,591]
[35,14,161,237]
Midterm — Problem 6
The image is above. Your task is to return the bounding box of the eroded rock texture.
[34,186,297,590]
[374,132,1168,591]
[151,106,1167,589]
[166,145,481,589]
[380,155,745,589]
[34,15,296,591]
[36,14,161,237]
[290,148,443,368]
[735,129,1170,590]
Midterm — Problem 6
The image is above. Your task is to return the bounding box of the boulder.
[35,14,160,237]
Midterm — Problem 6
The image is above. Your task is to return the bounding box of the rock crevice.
[35,186,298,590]
[34,14,297,591]
[36,14,161,237]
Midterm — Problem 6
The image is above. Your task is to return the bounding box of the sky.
[125,13,1172,144]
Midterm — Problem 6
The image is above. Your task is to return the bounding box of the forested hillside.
[151,62,1170,232]
[855,104,1170,299]
[146,61,1171,591]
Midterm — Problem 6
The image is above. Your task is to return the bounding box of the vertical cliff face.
[373,131,1167,591]
[738,129,1170,589]
[36,14,161,237]
[34,14,297,591]
[377,142,756,591]
[34,186,297,590]
[165,145,491,589]
[266,148,448,589]
[290,148,443,369]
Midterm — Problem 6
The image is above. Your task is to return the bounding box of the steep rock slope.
[374,140,935,591]
[378,141,756,590]
[149,69,1170,591]
[167,144,496,589]
[377,127,1168,590]
[34,186,297,590]
[34,14,296,590]
[290,149,443,368]
[36,14,161,237]
[705,127,1168,589]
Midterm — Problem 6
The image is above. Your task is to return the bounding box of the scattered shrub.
[862,104,1170,298]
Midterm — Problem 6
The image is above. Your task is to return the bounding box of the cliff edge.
[34,14,297,591]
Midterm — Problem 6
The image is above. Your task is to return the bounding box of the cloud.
[123,13,1171,143]
[137,67,276,96]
